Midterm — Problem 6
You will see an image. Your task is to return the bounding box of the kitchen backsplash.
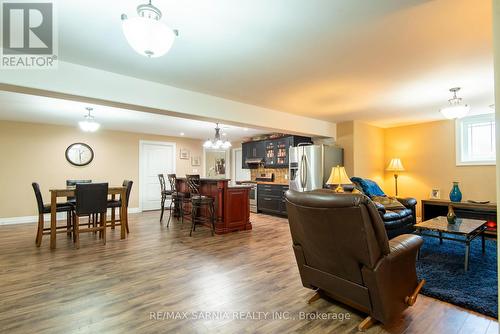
[251,166,289,184]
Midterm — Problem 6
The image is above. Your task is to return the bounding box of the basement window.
[456,113,496,166]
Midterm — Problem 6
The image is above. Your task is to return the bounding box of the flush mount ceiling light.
[121,1,178,58]
[79,107,100,132]
[203,123,232,150]
[440,87,470,119]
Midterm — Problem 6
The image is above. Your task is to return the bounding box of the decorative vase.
[447,205,456,224]
[449,182,462,202]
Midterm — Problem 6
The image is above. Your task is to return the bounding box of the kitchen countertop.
[176,177,231,181]
[257,181,289,186]
[228,184,254,189]
[237,181,289,186]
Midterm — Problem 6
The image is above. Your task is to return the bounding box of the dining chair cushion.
[191,195,213,204]
[107,199,122,208]
[42,203,73,214]
[172,192,190,198]
[106,180,134,209]
[32,182,73,215]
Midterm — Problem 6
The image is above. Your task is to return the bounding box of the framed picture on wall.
[430,188,441,199]
[191,156,201,166]
[179,148,190,160]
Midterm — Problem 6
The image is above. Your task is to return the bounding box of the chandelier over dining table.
[203,123,232,149]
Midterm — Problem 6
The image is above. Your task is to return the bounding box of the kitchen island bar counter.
[176,178,252,234]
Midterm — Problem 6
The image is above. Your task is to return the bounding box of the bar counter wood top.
[176,178,252,234]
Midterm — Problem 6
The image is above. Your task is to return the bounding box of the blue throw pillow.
[350,177,385,198]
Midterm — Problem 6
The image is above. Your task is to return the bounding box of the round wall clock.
[65,143,94,166]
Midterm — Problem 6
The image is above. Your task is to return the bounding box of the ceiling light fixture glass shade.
[203,123,232,149]
[121,1,176,58]
[440,87,470,119]
[79,107,100,132]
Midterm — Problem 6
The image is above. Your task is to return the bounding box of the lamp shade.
[440,105,470,119]
[386,158,405,172]
[326,166,352,185]
[122,16,176,58]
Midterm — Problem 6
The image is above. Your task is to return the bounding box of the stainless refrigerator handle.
[299,154,305,189]
[303,154,308,189]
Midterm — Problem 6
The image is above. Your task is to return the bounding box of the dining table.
[49,185,128,249]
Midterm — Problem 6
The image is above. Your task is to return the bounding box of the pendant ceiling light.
[79,107,100,132]
[440,87,470,119]
[121,1,177,58]
[203,123,232,150]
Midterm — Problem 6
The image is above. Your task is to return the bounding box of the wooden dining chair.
[32,182,73,247]
[107,180,133,233]
[72,183,108,249]
[66,180,93,227]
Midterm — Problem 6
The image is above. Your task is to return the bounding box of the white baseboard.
[0,207,142,225]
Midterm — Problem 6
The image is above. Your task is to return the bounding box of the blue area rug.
[416,233,497,318]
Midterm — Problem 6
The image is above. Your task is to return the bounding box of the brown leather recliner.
[285,190,424,329]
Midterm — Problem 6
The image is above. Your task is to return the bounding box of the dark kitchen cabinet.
[242,135,312,169]
[264,136,312,168]
[242,141,265,169]
[257,184,289,216]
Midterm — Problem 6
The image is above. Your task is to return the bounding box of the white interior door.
[140,141,176,211]
[232,148,250,182]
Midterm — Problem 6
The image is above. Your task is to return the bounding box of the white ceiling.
[0,91,264,141]
[53,0,494,128]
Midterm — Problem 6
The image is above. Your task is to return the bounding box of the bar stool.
[158,174,172,222]
[186,174,216,236]
[166,174,190,227]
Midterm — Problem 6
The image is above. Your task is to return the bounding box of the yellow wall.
[0,121,203,218]
[336,119,496,219]
[384,120,496,217]
[336,121,385,187]
[492,0,500,311]
[336,122,354,176]
[353,121,385,186]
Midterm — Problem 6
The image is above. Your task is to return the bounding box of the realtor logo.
[1,0,57,68]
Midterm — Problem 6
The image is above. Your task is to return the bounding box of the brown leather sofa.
[285,190,424,329]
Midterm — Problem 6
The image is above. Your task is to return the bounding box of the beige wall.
[0,121,203,218]
[384,120,496,217]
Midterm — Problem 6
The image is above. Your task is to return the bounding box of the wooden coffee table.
[415,216,487,271]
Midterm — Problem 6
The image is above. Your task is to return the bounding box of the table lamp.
[386,158,405,196]
[326,165,353,192]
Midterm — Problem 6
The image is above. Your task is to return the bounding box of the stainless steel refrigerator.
[289,144,343,192]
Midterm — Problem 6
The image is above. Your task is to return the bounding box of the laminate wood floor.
[0,211,497,334]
